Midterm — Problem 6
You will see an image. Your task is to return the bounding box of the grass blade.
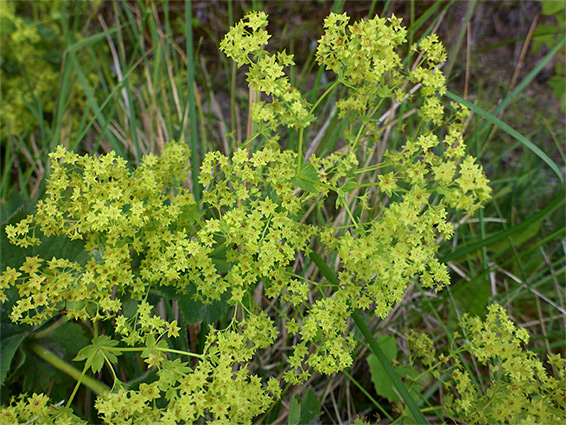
[492,35,566,116]
[444,0,477,78]
[66,26,122,52]
[446,90,564,184]
[441,189,564,263]
[186,0,201,202]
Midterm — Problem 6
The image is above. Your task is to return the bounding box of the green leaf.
[74,345,97,362]
[0,298,32,386]
[441,189,564,263]
[47,322,90,357]
[1,332,28,385]
[0,192,35,227]
[288,396,301,425]
[452,276,490,318]
[92,335,119,348]
[178,292,228,324]
[158,358,190,389]
[368,356,420,404]
[155,284,229,325]
[488,219,542,255]
[549,75,566,105]
[367,335,421,425]
[291,162,321,194]
[104,351,119,366]
[541,0,565,15]
[66,26,121,52]
[341,177,358,192]
[88,351,105,374]
[179,203,205,226]
[335,187,346,209]
[298,388,321,424]
[74,336,120,374]
[288,388,321,425]
[377,84,393,98]
[22,344,76,399]
[1,205,88,272]
[367,335,400,402]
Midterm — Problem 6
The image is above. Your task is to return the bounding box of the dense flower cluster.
[95,325,280,424]
[408,304,566,424]
[2,142,194,324]
[0,393,86,425]
[219,11,313,131]
[315,12,447,125]
[1,10,495,424]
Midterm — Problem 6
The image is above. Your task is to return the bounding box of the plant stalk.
[28,342,110,396]
[308,251,428,424]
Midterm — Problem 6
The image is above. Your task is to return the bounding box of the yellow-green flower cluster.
[316,12,406,87]
[199,147,318,304]
[409,34,448,125]
[315,12,449,125]
[312,104,489,326]
[2,142,193,324]
[408,304,566,424]
[219,11,313,130]
[215,9,491,381]
[96,321,280,425]
[0,393,85,425]
[295,293,356,378]
[1,10,497,423]
[406,330,436,367]
[316,12,407,119]
[115,301,181,346]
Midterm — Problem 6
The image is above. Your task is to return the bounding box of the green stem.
[351,98,384,152]
[308,251,428,424]
[101,351,120,384]
[156,346,204,359]
[298,79,340,169]
[297,127,305,169]
[343,200,359,228]
[351,311,427,423]
[309,79,340,115]
[28,342,110,396]
[31,320,65,340]
[343,370,394,421]
[66,362,88,408]
[100,344,204,360]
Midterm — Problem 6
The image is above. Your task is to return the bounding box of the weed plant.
[1,1,564,424]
